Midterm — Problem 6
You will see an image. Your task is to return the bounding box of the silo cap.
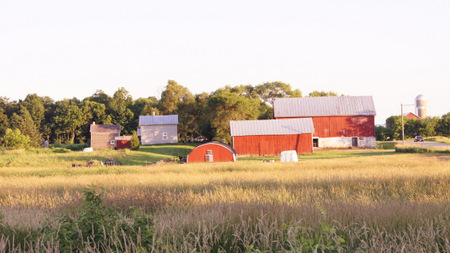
[416,94,427,100]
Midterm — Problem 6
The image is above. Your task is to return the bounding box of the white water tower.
[415,94,427,118]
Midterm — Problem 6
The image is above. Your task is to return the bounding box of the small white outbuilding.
[280,150,298,162]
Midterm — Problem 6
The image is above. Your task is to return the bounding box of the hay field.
[0,148,449,252]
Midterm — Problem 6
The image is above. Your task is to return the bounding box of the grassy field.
[0,145,449,252]
[425,136,450,144]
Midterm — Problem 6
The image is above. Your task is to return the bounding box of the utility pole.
[401,103,415,145]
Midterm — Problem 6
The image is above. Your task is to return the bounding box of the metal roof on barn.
[195,141,237,155]
[139,115,178,126]
[273,96,376,118]
[230,118,314,137]
[90,124,121,133]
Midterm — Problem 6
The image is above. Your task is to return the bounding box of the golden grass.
[425,136,450,144]
[1,153,448,210]
[0,150,448,251]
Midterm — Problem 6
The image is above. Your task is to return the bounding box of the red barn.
[230,118,314,156]
[273,96,376,148]
[404,112,420,120]
[187,141,237,163]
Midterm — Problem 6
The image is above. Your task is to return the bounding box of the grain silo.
[415,94,427,118]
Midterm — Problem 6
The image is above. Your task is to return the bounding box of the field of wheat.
[0,147,449,252]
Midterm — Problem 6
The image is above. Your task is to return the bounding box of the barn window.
[206,150,212,155]
[313,138,319,147]
[162,132,168,140]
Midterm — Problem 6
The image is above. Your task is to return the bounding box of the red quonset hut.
[230,118,314,156]
[274,96,376,149]
[186,141,237,163]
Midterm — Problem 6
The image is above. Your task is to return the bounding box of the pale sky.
[1,0,449,125]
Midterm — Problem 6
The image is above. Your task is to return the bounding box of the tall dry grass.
[0,151,449,251]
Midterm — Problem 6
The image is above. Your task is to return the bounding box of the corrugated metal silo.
[415,94,427,118]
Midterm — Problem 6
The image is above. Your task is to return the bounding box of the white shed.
[138,115,178,145]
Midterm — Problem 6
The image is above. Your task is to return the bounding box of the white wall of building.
[140,124,178,145]
[318,136,376,149]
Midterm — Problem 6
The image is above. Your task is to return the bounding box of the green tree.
[427,117,438,137]
[251,82,301,119]
[82,101,110,124]
[385,116,403,140]
[22,93,45,128]
[108,87,134,134]
[403,117,438,138]
[206,91,261,144]
[85,90,111,105]
[131,130,140,150]
[192,92,211,140]
[177,98,198,141]
[436,113,450,136]
[76,101,111,143]
[10,106,42,147]
[53,99,85,144]
[41,96,56,141]
[159,81,196,140]
[213,85,257,98]
[130,97,159,135]
[308,90,340,97]
[1,128,30,149]
[159,80,194,114]
[0,107,9,137]
[254,81,302,106]
[0,97,19,120]
[375,125,393,141]
[130,97,159,117]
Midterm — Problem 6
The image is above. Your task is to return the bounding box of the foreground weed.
[41,185,154,252]
[283,208,345,252]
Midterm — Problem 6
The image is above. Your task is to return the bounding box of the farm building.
[230,118,314,156]
[90,123,121,149]
[139,115,178,145]
[404,112,420,120]
[114,136,132,150]
[273,96,376,148]
[186,141,237,163]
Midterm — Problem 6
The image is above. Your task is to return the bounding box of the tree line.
[1,80,447,149]
[0,81,315,148]
[376,114,450,141]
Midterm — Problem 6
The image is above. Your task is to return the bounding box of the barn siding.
[91,133,120,149]
[187,144,235,162]
[116,140,131,149]
[278,116,374,138]
[233,133,313,156]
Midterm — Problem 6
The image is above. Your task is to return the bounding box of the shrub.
[1,128,30,149]
[131,130,140,150]
[50,143,88,151]
[25,148,53,154]
[395,144,450,154]
[283,208,345,252]
[51,148,72,153]
[41,185,154,252]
